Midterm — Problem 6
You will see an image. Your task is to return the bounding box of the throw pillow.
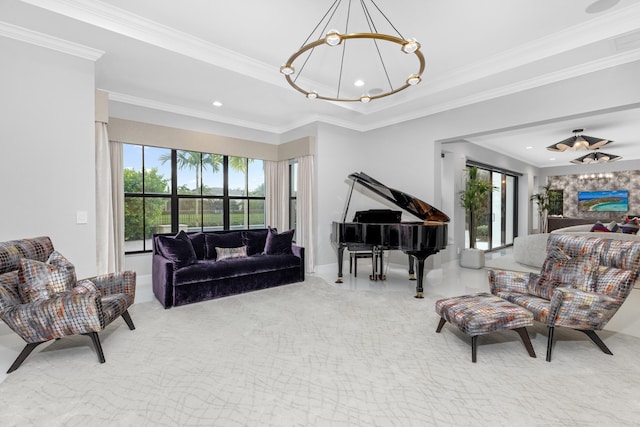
[205,233,243,260]
[157,231,197,269]
[590,222,611,233]
[528,248,599,299]
[620,224,639,235]
[215,246,247,261]
[242,229,271,256]
[188,232,206,260]
[18,258,76,303]
[264,228,294,255]
[47,250,77,283]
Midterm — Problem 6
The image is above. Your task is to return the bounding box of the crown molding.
[353,48,640,132]
[19,1,282,86]
[332,2,640,117]
[107,92,282,134]
[107,46,640,136]
[32,0,640,134]
[0,21,103,60]
[28,0,640,118]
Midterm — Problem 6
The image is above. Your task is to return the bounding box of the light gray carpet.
[1,276,640,426]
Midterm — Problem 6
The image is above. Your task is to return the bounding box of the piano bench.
[349,251,373,277]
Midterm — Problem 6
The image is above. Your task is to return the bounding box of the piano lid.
[347,172,450,223]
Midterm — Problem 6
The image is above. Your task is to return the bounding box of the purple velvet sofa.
[152,229,304,308]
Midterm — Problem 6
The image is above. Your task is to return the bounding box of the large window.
[124,145,265,253]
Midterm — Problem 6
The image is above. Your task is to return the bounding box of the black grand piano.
[331,172,449,298]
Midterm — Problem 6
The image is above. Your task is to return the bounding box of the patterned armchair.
[0,236,136,373]
[489,234,640,361]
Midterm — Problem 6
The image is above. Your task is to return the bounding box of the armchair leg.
[84,332,106,363]
[579,330,613,355]
[546,327,554,362]
[514,328,536,358]
[121,310,136,330]
[7,341,46,373]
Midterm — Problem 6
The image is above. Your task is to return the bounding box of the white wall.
[309,62,640,268]
[0,37,97,278]
[439,141,539,255]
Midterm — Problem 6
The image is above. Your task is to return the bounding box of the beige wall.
[108,118,313,161]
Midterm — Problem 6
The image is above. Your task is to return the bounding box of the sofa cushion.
[157,231,197,269]
[242,229,270,256]
[264,228,294,255]
[205,232,243,260]
[18,257,76,303]
[188,232,206,260]
[528,248,599,299]
[216,246,247,261]
[174,255,301,285]
[493,290,551,324]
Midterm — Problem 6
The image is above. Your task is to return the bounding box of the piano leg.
[370,247,386,281]
[408,255,416,281]
[414,257,425,299]
[336,245,345,283]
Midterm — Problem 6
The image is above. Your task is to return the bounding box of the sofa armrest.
[488,269,533,295]
[152,253,175,308]
[1,293,102,342]
[548,287,624,330]
[292,244,305,281]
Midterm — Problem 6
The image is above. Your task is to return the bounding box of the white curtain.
[110,141,124,270]
[297,155,315,273]
[264,160,289,231]
[95,122,124,273]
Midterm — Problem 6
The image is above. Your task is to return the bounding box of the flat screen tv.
[578,190,629,212]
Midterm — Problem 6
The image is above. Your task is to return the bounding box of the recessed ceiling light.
[212,101,223,107]
[525,146,533,150]
[354,80,365,87]
[549,157,556,161]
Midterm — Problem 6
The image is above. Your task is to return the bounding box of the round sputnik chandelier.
[280,0,424,103]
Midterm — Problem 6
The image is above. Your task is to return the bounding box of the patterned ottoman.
[435,292,536,362]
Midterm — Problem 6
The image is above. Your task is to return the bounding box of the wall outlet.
[457,247,461,254]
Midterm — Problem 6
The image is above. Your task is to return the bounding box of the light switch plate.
[76,210,88,224]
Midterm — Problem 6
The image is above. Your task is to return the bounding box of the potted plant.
[531,183,552,233]
[459,166,496,268]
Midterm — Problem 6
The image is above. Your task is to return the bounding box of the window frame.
[123,144,265,254]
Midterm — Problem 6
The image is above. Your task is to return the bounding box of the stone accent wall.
[548,170,640,221]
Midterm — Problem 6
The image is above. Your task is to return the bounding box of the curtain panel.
[265,160,289,232]
[95,122,124,273]
[297,155,315,273]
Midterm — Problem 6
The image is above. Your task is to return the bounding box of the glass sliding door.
[466,164,518,251]
[490,173,516,250]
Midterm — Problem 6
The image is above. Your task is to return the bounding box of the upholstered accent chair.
[0,236,136,373]
[489,234,640,361]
